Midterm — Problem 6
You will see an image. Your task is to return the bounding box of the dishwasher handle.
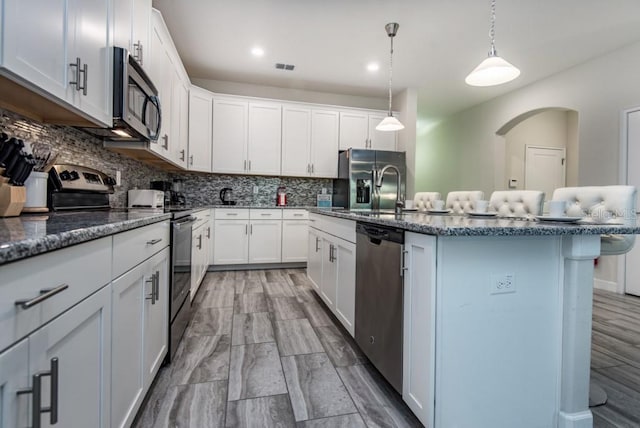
[358,224,390,241]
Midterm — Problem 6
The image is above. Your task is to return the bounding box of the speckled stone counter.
[309,208,640,236]
[0,211,171,266]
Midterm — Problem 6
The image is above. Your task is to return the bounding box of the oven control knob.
[59,170,71,180]
[69,170,80,180]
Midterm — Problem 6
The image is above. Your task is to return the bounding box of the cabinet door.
[248,102,282,176]
[212,98,248,174]
[402,232,436,427]
[144,248,170,387]
[188,87,213,172]
[131,0,152,70]
[213,220,249,264]
[0,339,29,428]
[209,214,216,265]
[113,0,133,53]
[67,0,112,126]
[111,261,146,428]
[191,226,204,300]
[2,0,69,100]
[170,70,189,168]
[307,228,323,291]
[249,220,282,263]
[282,220,308,263]
[311,110,340,177]
[339,111,368,150]
[29,285,111,428]
[149,24,172,158]
[334,239,356,336]
[368,114,397,151]
[281,105,311,177]
[319,237,337,308]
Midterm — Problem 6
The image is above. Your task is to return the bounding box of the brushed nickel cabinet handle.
[146,275,156,304]
[315,236,320,252]
[154,271,160,301]
[244,160,247,171]
[69,57,81,90]
[162,135,169,149]
[401,248,409,277]
[146,238,162,245]
[15,284,69,309]
[190,155,194,165]
[180,149,185,161]
[80,62,88,96]
[248,160,252,171]
[206,227,211,238]
[18,357,59,428]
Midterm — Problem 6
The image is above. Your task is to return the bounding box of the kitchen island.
[309,208,640,428]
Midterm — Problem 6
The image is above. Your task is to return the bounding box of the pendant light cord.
[489,0,497,56]
[388,35,394,116]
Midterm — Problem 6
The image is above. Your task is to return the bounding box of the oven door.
[171,215,196,322]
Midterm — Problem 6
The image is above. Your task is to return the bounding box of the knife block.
[0,181,26,217]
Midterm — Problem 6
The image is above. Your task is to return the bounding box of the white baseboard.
[594,278,617,292]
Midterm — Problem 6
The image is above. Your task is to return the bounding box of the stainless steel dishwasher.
[355,222,405,393]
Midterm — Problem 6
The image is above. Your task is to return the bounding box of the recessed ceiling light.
[366,62,379,72]
[251,46,265,57]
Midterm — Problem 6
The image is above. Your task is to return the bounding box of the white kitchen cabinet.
[307,215,356,336]
[2,0,112,126]
[249,220,283,263]
[209,211,216,265]
[307,227,323,291]
[113,0,151,70]
[213,219,250,264]
[191,210,211,299]
[281,106,339,178]
[171,69,189,168]
[212,98,249,174]
[188,86,214,172]
[402,232,436,427]
[311,109,340,177]
[112,226,169,428]
[282,210,309,263]
[0,339,29,428]
[149,19,172,159]
[248,102,282,175]
[29,285,112,428]
[339,110,397,151]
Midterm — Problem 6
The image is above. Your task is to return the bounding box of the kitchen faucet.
[375,164,404,214]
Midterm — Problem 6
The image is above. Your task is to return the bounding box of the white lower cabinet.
[29,285,112,428]
[249,220,282,263]
[213,219,249,264]
[282,210,308,263]
[402,232,436,427]
[0,339,29,427]
[112,247,169,428]
[307,215,356,336]
[191,210,211,300]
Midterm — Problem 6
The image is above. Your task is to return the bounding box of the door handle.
[154,271,160,301]
[15,284,69,310]
[190,155,194,165]
[69,57,81,91]
[146,275,156,304]
[17,357,59,428]
[401,248,409,277]
[248,160,252,171]
[244,160,247,171]
[162,135,169,149]
[206,226,211,238]
[146,238,162,245]
[315,236,320,252]
[180,149,185,161]
[80,62,88,96]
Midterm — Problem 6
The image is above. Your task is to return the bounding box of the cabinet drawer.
[309,213,325,230]
[193,209,211,229]
[321,216,356,243]
[113,221,170,278]
[250,209,282,220]
[283,209,309,220]
[215,208,249,219]
[0,237,111,352]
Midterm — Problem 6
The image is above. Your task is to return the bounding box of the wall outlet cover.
[491,273,516,294]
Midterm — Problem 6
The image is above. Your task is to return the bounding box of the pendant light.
[465,0,520,87]
[376,23,404,131]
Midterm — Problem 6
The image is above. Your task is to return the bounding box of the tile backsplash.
[1,108,332,208]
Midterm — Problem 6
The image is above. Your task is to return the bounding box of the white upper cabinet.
[212,98,249,174]
[188,86,213,172]
[248,102,282,175]
[2,0,112,126]
[282,105,312,177]
[368,113,397,151]
[282,106,339,178]
[113,0,151,71]
[311,110,339,177]
[339,111,369,150]
[340,110,397,151]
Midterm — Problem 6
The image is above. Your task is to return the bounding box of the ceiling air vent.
[275,63,295,71]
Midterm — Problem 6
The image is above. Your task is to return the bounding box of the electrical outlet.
[115,170,122,186]
[491,273,516,294]
[253,185,259,194]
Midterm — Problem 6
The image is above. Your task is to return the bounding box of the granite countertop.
[209,205,314,209]
[309,208,640,237]
[0,210,172,266]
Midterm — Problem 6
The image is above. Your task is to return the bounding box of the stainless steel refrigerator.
[333,149,406,210]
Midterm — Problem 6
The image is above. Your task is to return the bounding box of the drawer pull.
[146,238,162,245]
[260,213,272,216]
[293,213,304,217]
[226,213,238,216]
[15,284,69,310]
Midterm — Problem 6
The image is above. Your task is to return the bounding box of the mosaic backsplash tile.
[1,108,333,208]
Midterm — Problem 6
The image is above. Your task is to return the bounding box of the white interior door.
[624,109,640,296]
[524,145,566,203]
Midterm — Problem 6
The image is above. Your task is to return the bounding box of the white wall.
[415,39,640,288]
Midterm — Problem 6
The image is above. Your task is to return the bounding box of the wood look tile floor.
[133,273,640,428]
[133,269,421,428]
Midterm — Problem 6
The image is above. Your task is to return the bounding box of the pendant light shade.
[376,22,404,131]
[465,0,520,87]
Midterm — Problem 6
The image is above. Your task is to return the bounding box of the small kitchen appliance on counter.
[276,186,287,206]
[48,164,115,211]
[127,189,165,208]
[220,187,236,205]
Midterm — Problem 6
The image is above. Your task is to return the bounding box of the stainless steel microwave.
[81,47,161,142]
